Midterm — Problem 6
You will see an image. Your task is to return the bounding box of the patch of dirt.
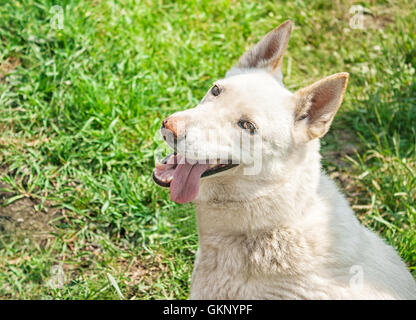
[322,126,367,211]
[324,143,357,167]
[327,169,366,206]
[122,254,169,284]
[117,254,171,299]
[0,135,50,149]
[0,181,59,242]
[323,127,359,167]
[0,57,21,81]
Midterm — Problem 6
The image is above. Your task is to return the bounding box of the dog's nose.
[161,116,186,141]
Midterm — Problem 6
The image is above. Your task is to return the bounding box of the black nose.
[162,119,168,129]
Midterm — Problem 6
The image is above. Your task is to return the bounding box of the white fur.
[161,21,416,299]
[191,142,416,299]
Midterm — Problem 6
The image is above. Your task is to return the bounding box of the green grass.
[0,0,415,299]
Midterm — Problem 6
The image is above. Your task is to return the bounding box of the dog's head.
[153,20,348,204]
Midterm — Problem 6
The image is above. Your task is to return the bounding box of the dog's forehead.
[218,71,292,99]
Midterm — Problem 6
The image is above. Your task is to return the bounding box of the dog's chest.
[190,246,248,299]
[189,230,325,299]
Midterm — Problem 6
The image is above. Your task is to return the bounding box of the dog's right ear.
[226,20,293,83]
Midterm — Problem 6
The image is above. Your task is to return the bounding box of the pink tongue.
[170,161,210,204]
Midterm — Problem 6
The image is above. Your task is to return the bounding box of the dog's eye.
[238,120,257,134]
[211,85,221,96]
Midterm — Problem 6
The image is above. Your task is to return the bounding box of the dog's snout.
[161,116,186,143]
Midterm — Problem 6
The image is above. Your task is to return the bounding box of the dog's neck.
[194,140,323,237]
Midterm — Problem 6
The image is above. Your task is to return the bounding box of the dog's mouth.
[153,153,238,204]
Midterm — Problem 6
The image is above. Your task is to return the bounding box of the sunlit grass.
[0,0,415,299]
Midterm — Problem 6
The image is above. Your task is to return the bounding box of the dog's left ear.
[293,73,349,141]
[226,20,293,83]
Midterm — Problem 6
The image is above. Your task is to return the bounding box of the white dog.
[153,20,416,299]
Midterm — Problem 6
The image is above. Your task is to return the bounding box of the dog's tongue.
[170,160,210,204]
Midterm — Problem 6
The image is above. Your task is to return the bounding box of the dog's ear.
[227,20,293,83]
[293,73,349,141]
